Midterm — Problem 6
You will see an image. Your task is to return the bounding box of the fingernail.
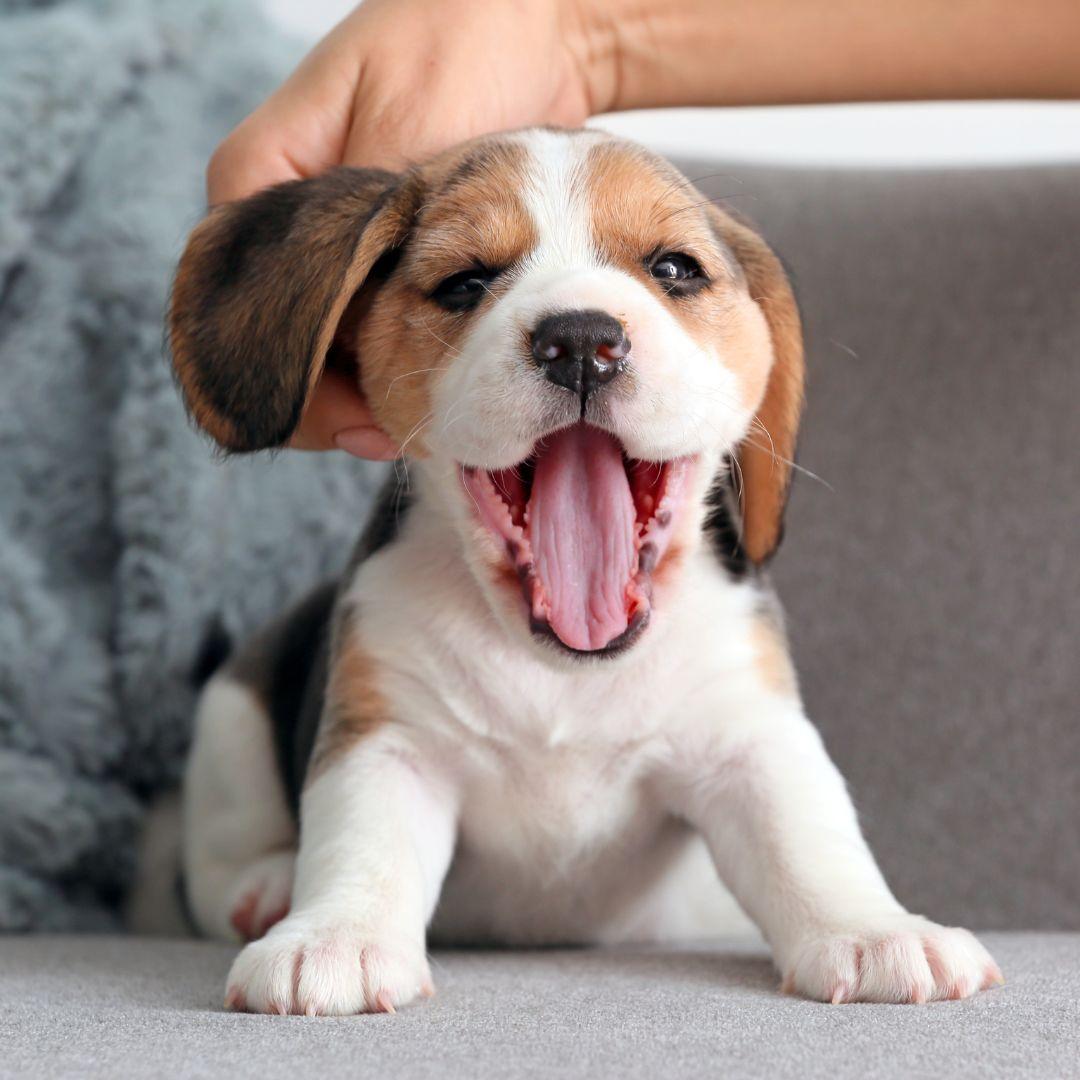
[333,427,398,461]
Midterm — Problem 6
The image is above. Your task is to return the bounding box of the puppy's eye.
[430,268,497,312]
[647,252,707,296]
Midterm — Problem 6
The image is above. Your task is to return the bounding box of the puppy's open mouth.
[462,423,692,655]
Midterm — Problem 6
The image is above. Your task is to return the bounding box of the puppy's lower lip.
[461,424,693,655]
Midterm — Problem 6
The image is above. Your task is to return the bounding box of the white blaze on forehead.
[512,129,604,272]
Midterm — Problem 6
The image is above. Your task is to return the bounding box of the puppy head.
[169,129,803,660]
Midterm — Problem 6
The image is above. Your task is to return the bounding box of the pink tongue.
[528,424,636,651]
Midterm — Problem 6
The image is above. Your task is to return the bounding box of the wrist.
[561,0,630,116]
[565,0,705,116]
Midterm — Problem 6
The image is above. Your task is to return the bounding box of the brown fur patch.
[354,138,537,453]
[585,142,732,285]
[307,634,388,780]
[410,140,537,289]
[584,142,746,363]
[583,142,777,412]
[707,207,805,565]
[750,611,799,698]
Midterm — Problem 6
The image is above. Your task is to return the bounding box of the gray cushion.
[2,934,1077,1079]
[683,163,1080,930]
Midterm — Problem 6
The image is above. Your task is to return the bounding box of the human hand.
[206,0,606,458]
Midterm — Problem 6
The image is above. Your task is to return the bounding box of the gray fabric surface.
[687,162,1080,931]
[0,0,381,930]
[1,934,1077,1079]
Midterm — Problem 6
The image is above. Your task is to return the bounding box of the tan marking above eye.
[408,221,532,294]
[407,141,537,291]
[584,140,730,285]
[582,140,748,362]
[408,253,506,298]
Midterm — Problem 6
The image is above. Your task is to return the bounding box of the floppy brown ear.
[169,167,417,452]
[708,208,805,564]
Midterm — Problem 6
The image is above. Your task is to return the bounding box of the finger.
[206,127,305,206]
[341,92,449,172]
[340,60,480,173]
[207,35,360,204]
[288,368,396,459]
[206,87,352,205]
[333,427,400,461]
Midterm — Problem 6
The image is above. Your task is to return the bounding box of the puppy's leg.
[664,696,1002,1003]
[224,728,457,1016]
[183,675,297,942]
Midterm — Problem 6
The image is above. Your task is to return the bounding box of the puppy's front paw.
[224,913,433,1016]
[228,851,295,943]
[782,916,1002,1004]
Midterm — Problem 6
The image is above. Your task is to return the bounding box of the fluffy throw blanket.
[0,0,382,929]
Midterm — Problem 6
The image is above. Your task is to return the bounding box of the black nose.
[530,310,630,401]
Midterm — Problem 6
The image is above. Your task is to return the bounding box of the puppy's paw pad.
[228,851,295,942]
[785,917,1001,1004]
[224,916,431,1016]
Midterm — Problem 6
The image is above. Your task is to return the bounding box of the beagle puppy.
[169,128,1001,1015]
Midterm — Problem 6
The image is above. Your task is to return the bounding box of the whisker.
[676,169,750,193]
[729,452,745,507]
[439,395,471,437]
[391,470,410,526]
[461,462,483,518]
[672,406,832,494]
[829,338,861,360]
[384,366,445,403]
[417,322,462,358]
[393,411,434,486]
[741,433,834,491]
[652,191,759,227]
[749,415,776,457]
[728,454,747,549]
[648,170,747,215]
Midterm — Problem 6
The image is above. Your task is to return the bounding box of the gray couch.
[2,159,1077,1078]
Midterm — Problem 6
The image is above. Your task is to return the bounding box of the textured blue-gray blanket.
[0,0,381,929]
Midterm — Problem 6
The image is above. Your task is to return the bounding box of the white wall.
[261,0,1080,168]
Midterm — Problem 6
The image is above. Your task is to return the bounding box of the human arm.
[207,0,1080,456]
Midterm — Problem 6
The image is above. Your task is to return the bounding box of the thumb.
[289,368,398,460]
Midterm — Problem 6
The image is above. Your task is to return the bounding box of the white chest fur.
[205,481,1000,1013]
[343,484,764,944]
